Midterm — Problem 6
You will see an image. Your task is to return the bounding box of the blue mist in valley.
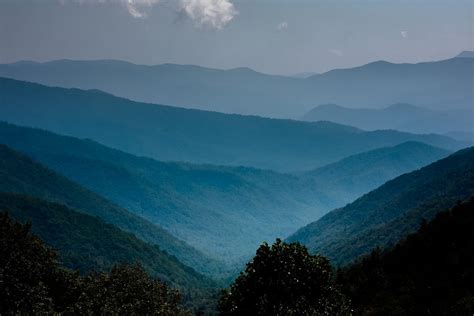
[0,1,473,314]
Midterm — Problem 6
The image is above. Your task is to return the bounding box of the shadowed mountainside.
[0,77,465,172]
[289,147,474,266]
[302,103,473,135]
[0,193,216,296]
[0,122,452,263]
[0,143,224,276]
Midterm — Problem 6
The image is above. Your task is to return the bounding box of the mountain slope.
[302,103,473,135]
[306,57,473,111]
[456,51,474,58]
[303,141,451,206]
[289,147,474,265]
[0,193,215,294]
[0,77,464,172]
[0,56,471,117]
[0,122,452,263]
[339,197,474,314]
[0,144,222,276]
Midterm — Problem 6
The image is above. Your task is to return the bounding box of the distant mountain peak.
[384,103,423,111]
[226,66,260,74]
[456,51,474,58]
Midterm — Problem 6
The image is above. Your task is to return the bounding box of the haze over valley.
[1,0,473,314]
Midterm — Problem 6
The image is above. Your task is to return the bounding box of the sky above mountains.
[0,0,472,74]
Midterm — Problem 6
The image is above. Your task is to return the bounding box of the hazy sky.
[1,0,472,74]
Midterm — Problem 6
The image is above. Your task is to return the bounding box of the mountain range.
[302,103,473,136]
[289,146,474,265]
[0,77,465,172]
[0,143,223,277]
[0,122,452,263]
[0,192,216,297]
[0,54,471,118]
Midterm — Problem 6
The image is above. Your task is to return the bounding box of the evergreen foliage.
[0,212,191,315]
[338,197,474,315]
[0,193,218,312]
[0,122,451,265]
[290,147,474,265]
[0,142,222,277]
[218,239,349,315]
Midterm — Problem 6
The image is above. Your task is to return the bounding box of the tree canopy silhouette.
[218,239,349,315]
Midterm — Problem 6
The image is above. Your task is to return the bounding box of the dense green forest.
[290,146,474,265]
[0,193,217,309]
[0,122,450,263]
[1,139,472,314]
[219,239,350,315]
[338,197,474,315]
[2,195,473,314]
[0,143,224,276]
[303,141,450,205]
[218,197,474,315]
[0,77,463,172]
[0,213,192,315]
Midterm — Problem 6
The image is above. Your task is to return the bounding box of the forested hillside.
[0,122,451,263]
[0,193,216,310]
[289,147,474,265]
[338,197,474,314]
[303,141,450,206]
[0,77,464,172]
[0,144,223,276]
[0,212,196,314]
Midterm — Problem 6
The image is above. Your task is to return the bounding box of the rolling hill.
[338,197,474,314]
[0,77,465,172]
[289,147,474,265]
[456,50,474,58]
[303,141,451,206]
[0,55,471,118]
[301,103,473,135]
[0,143,223,276]
[0,193,215,296]
[0,122,451,263]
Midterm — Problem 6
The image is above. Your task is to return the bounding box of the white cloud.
[276,21,288,31]
[401,30,408,38]
[125,0,162,18]
[329,49,343,57]
[180,0,237,30]
[60,0,237,29]
[60,0,161,18]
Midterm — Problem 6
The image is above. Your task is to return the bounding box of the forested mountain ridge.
[0,210,199,314]
[303,141,451,206]
[338,197,474,314]
[0,193,216,297]
[0,77,465,172]
[0,122,452,263]
[0,144,223,276]
[0,55,471,117]
[302,103,473,135]
[289,146,474,265]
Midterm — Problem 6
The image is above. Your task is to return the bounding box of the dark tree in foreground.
[218,239,349,315]
[0,212,190,315]
[75,264,190,315]
[338,198,474,315]
[0,212,78,314]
